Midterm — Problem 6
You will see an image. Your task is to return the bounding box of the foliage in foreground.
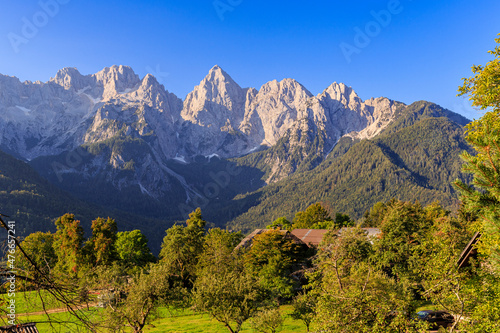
[6,35,500,331]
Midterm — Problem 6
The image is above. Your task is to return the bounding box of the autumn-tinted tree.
[86,217,118,266]
[0,214,97,332]
[53,213,85,278]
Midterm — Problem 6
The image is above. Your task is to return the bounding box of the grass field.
[144,306,307,333]
[4,291,438,332]
[15,311,102,333]
[1,290,67,314]
[8,303,308,332]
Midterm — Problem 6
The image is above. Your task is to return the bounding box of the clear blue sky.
[0,0,499,120]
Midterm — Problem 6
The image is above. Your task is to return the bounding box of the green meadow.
[8,300,307,333]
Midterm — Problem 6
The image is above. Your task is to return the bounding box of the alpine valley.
[0,65,472,252]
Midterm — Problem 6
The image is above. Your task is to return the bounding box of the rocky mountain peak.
[92,65,141,98]
[50,67,87,91]
[206,65,233,81]
[182,65,245,124]
[141,73,159,86]
[129,73,176,113]
[322,82,359,102]
[136,73,165,96]
[198,65,242,96]
[94,65,138,82]
[259,78,313,101]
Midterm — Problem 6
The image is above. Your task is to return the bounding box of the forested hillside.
[1,99,472,256]
[0,149,169,253]
[228,102,473,232]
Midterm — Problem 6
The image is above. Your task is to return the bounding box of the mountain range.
[0,65,472,248]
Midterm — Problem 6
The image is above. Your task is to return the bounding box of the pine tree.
[455,34,500,270]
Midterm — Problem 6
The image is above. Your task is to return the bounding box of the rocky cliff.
[0,64,433,208]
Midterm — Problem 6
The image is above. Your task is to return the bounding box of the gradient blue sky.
[0,0,499,120]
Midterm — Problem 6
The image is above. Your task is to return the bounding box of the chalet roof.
[457,232,481,269]
[290,229,329,247]
[236,227,382,249]
[0,323,39,333]
[291,228,382,247]
[235,229,303,251]
[235,229,267,250]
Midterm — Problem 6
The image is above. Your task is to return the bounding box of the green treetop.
[455,34,500,271]
[115,230,156,268]
[459,34,500,111]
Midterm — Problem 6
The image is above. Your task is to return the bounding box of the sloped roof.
[290,229,329,247]
[0,323,39,333]
[236,227,382,249]
[235,229,304,250]
[291,228,382,247]
[235,229,267,250]
[457,232,481,269]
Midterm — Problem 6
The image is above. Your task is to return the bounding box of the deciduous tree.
[266,217,292,230]
[115,230,156,268]
[159,208,207,288]
[250,308,284,333]
[244,230,302,300]
[17,231,56,280]
[373,200,432,280]
[193,228,259,333]
[53,213,85,278]
[309,227,423,332]
[290,292,316,332]
[86,217,118,266]
[99,263,186,333]
[292,203,332,229]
